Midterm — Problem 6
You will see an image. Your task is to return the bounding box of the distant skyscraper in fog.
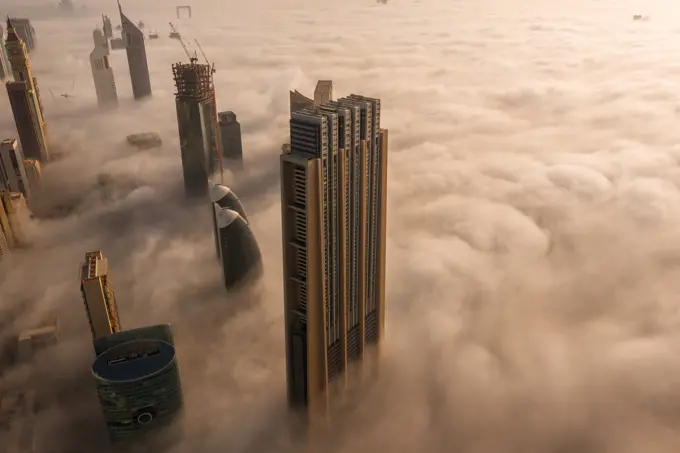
[91,324,183,445]
[0,138,30,198]
[119,1,152,100]
[0,25,10,80]
[102,15,113,39]
[290,80,334,115]
[314,80,333,105]
[4,19,49,163]
[80,251,121,340]
[172,58,218,197]
[280,94,389,415]
[218,111,243,169]
[90,28,118,108]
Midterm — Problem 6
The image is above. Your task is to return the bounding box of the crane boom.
[169,22,192,59]
[194,39,210,66]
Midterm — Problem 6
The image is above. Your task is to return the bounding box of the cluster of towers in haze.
[0,4,390,448]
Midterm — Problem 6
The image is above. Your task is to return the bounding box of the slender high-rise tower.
[0,138,31,198]
[80,251,121,340]
[218,111,244,169]
[4,19,49,163]
[0,24,10,80]
[90,28,118,108]
[172,58,218,197]
[280,94,388,416]
[102,14,113,40]
[119,1,152,100]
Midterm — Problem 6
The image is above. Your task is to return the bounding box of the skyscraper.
[0,138,30,198]
[314,80,333,106]
[80,251,121,340]
[0,25,10,80]
[173,58,218,198]
[119,1,152,100]
[92,324,183,445]
[289,89,314,115]
[22,159,42,194]
[0,190,30,246]
[8,19,35,52]
[5,19,48,163]
[102,15,113,39]
[218,111,243,169]
[279,94,388,415]
[90,28,118,108]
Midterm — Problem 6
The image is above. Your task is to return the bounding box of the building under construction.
[172,59,219,198]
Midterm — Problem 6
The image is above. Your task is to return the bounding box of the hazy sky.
[3,0,680,451]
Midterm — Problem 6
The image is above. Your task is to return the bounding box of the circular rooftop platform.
[92,339,175,383]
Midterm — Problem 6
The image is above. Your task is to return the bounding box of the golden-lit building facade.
[4,19,48,163]
[280,94,388,417]
[80,251,121,339]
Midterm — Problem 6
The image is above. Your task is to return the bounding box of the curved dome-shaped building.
[92,338,183,444]
[209,181,250,259]
[215,205,263,290]
[208,182,249,222]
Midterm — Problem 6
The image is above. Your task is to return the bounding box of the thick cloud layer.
[2,0,680,451]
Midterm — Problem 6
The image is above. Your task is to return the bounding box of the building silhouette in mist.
[0,25,10,80]
[280,94,389,416]
[91,324,183,445]
[289,80,334,115]
[4,19,49,163]
[119,1,152,100]
[17,318,59,362]
[8,18,35,52]
[80,251,121,340]
[218,111,243,169]
[90,28,118,108]
[0,138,30,199]
[102,15,113,39]
[173,58,218,198]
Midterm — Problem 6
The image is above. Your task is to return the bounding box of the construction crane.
[170,25,194,61]
[168,22,181,39]
[195,38,224,184]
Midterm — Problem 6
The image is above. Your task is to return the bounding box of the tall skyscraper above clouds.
[4,19,49,163]
[90,27,118,108]
[280,94,389,417]
[119,1,152,100]
[80,251,121,340]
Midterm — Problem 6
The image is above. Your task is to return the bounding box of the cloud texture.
[3,0,680,451]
